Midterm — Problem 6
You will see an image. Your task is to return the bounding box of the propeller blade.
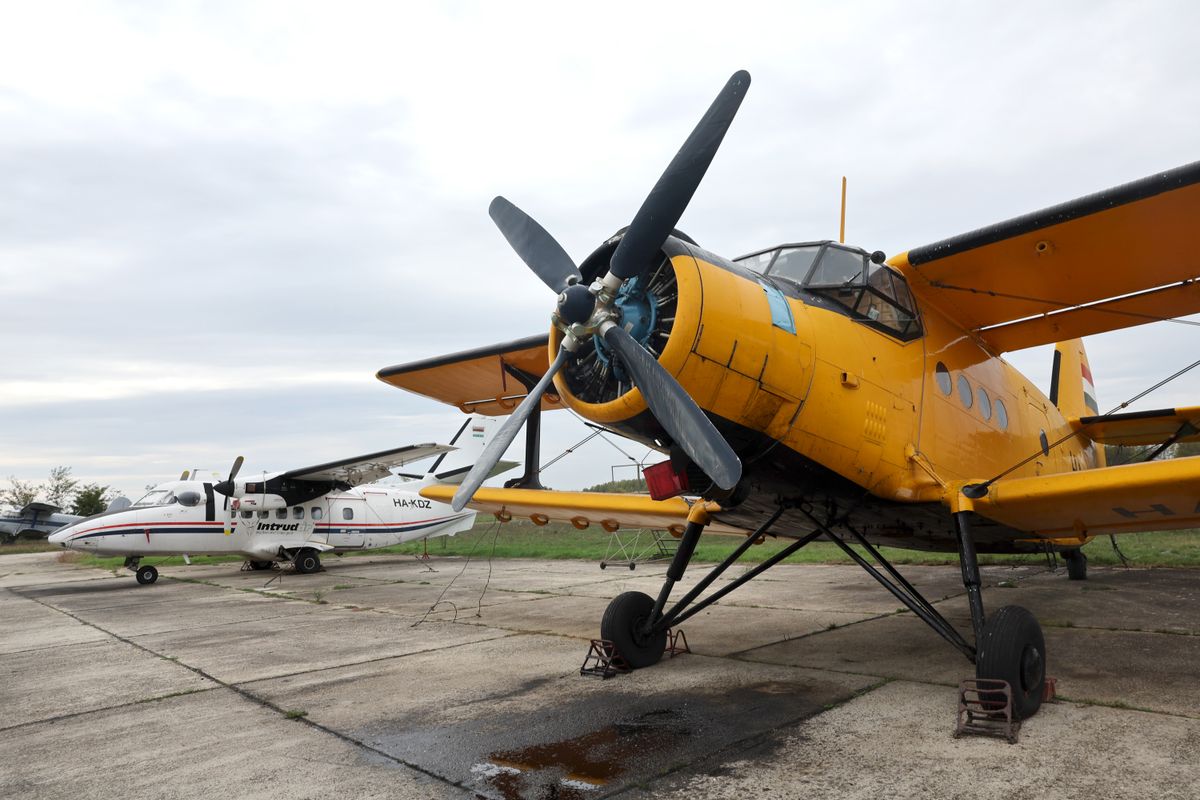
[489,197,582,293]
[602,324,741,489]
[452,346,570,511]
[218,456,245,535]
[609,70,751,281]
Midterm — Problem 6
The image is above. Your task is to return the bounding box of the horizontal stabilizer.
[1069,406,1200,446]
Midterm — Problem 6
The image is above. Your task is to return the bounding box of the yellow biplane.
[378,71,1200,720]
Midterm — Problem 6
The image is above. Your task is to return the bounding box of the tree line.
[2,467,121,517]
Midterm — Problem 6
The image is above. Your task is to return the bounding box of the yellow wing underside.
[376,334,558,416]
[967,456,1200,538]
[895,161,1200,353]
[420,484,750,537]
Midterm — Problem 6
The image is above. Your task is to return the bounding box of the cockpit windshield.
[735,242,921,340]
[132,489,173,507]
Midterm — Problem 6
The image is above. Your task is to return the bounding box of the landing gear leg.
[600,517,704,669]
[956,512,1045,720]
[1063,548,1088,581]
[123,556,157,585]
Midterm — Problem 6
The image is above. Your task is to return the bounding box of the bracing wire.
[968,355,1200,495]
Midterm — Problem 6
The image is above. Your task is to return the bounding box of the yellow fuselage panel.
[552,251,1100,505]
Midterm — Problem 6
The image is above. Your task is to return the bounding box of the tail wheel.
[135,565,159,585]
[601,591,666,669]
[293,549,321,574]
[976,605,1045,720]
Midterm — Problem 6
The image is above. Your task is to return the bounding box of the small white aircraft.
[49,416,513,584]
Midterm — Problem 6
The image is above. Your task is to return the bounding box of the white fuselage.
[49,479,476,561]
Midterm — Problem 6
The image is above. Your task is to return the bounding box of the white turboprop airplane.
[49,416,512,585]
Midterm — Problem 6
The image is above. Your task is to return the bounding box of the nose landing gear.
[125,556,159,585]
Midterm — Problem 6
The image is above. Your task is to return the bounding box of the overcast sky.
[3,1,1199,499]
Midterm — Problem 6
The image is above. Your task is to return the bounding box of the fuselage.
[550,236,1100,551]
[49,479,476,560]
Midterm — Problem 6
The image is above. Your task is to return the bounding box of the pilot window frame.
[741,243,922,341]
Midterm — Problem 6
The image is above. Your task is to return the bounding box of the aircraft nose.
[48,526,74,546]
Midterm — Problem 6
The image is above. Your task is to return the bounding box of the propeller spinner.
[452,71,751,511]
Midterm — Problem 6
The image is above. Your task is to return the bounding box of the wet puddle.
[472,708,691,799]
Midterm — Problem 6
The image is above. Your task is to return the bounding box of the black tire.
[248,560,273,571]
[976,605,1045,720]
[600,591,666,669]
[1064,549,1087,581]
[135,565,159,585]
[293,549,321,574]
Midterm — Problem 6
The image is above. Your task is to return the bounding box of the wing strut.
[500,363,547,490]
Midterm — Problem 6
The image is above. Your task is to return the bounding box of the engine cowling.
[551,236,814,481]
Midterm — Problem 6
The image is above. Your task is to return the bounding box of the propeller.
[452,71,750,512]
[215,455,244,535]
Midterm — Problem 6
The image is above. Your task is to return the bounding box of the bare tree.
[44,466,78,507]
[2,476,40,507]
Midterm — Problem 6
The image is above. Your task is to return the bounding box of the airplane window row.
[238,506,326,520]
[935,362,1008,430]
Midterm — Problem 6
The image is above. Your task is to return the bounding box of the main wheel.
[248,560,273,571]
[601,591,667,669]
[135,565,159,585]
[976,605,1045,720]
[293,549,321,574]
[1063,549,1087,581]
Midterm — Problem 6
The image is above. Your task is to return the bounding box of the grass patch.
[366,521,1200,568]
[29,521,1200,571]
[284,709,308,720]
[0,541,60,556]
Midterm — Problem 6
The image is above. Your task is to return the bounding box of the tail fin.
[1051,338,1106,467]
[422,415,519,485]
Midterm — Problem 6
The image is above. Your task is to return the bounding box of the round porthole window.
[996,398,1009,430]
[935,362,952,395]
[957,375,973,408]
[978,386,992,421]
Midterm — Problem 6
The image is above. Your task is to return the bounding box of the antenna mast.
[839,176,847,243]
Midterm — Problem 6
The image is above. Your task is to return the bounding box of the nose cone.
[48,525,74,546]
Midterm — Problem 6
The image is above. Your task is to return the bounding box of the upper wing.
[420,484,750,536]
[376,334,565,416]
[966,457,1200,538]
[1070,406,1200,447]
[281,444,454,487]
[893,161,1200,353]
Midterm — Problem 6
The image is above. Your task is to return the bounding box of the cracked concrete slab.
[626,680,1200,800]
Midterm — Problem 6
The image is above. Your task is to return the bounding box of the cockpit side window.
[804,246,866,286]
[803,251,921,340]
[132,489,171,507]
